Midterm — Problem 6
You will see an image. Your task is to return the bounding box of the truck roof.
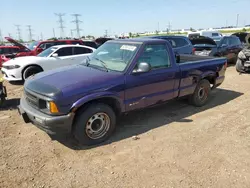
[108,38,166,44]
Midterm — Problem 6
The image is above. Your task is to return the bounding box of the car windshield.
[27,41,39,50]
[37,47,58,57]
[81,42,141,72]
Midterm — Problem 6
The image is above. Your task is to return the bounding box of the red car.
[4,37,85,58]
[0,46,20,67]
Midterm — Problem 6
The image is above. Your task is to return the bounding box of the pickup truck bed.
[18,38,227,146]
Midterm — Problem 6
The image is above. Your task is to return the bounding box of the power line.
[72,14,82,38]
[26,25,33,41]
[55,13,66,38]
[14,25,21,40]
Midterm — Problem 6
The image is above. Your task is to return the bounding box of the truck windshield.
[28,41,39,50]
[83,42,140,72]
[37,47,58,57]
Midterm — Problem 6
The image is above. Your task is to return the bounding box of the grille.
[25,90,39,109]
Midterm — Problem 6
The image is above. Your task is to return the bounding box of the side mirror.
[36,48,43,53]
[132,62,151,74]
[51,53,58,57]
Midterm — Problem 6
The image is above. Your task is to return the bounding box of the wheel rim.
[198,86,208,101]
[85,112,110,140]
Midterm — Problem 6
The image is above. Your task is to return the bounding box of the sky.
[0,0,249,41]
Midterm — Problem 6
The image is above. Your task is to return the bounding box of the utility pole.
[40,33,43,40]
[70,29,74,38]
[53,28,56,38]
[55,13,66,38]
[105,30,108,37]
[157,22,160,32]
[15,25,21,41]
[72,14,82,38]
[26,25,33,41]
[168,22,172,32]
[236,14,239,28]
[0,29,3,44]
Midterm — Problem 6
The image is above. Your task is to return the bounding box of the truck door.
[124,43,179,111]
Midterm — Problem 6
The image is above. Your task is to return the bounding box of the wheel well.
[75,97,122,116]
[72,97,122,131]
[203,74,216,87]
[21,64,43,79]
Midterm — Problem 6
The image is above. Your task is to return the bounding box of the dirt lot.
[0,66,250,188]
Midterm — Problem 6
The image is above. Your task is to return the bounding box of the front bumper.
[18,97,74,135]
[1,67,22,81]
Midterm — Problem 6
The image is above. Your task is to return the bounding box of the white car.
[1,44,95,81]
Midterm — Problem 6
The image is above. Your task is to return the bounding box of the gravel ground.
[0,66,250,188]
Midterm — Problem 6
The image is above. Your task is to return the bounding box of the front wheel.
[189,79,211,107]
[73,103,116,146]
[22,66,43,80]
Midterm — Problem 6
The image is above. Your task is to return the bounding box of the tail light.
[192,48,196,54]
[224,61,227,69]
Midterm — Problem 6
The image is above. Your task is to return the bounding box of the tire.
[22,66,43,80]
[73,103,116,146]
[189,79,211,107]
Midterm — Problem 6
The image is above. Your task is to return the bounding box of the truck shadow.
[53,88,243,150]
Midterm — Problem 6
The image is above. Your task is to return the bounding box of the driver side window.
[136,44,170,70]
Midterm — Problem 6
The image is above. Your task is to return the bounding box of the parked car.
[18,38,227,145]
[0,46,20,67]
[4,37,85,58]
[236,47,250,73]
[190,35,243,63]
[1,45,95,81]
[148,35,194,54]
[95,37,114,47]
[81,40,98,49]
[187,30,223,38]
[231,32,250,48]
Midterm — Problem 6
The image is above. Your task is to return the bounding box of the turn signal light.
[50,101,59,113]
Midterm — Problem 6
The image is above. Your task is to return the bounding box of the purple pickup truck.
[18,38,227,145]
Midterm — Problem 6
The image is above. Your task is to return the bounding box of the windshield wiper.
[93,57,109,72]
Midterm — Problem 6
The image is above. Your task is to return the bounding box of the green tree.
[129,32,132,38]
[242,28,247,32]
[155,30,159,35]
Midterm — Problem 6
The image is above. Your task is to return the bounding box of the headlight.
[47,101,59,113]
[46,101,50,110]
[3,65,20,70]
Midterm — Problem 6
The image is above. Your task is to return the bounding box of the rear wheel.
[189,79,211,107]
[73,103,116,145]
[22,66,43,80]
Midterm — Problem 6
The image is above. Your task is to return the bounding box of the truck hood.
[2,56,47,66]
[25,65,123,98]
[4,37,31,52]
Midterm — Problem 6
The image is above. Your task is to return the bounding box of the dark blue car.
[148,35,194,55]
